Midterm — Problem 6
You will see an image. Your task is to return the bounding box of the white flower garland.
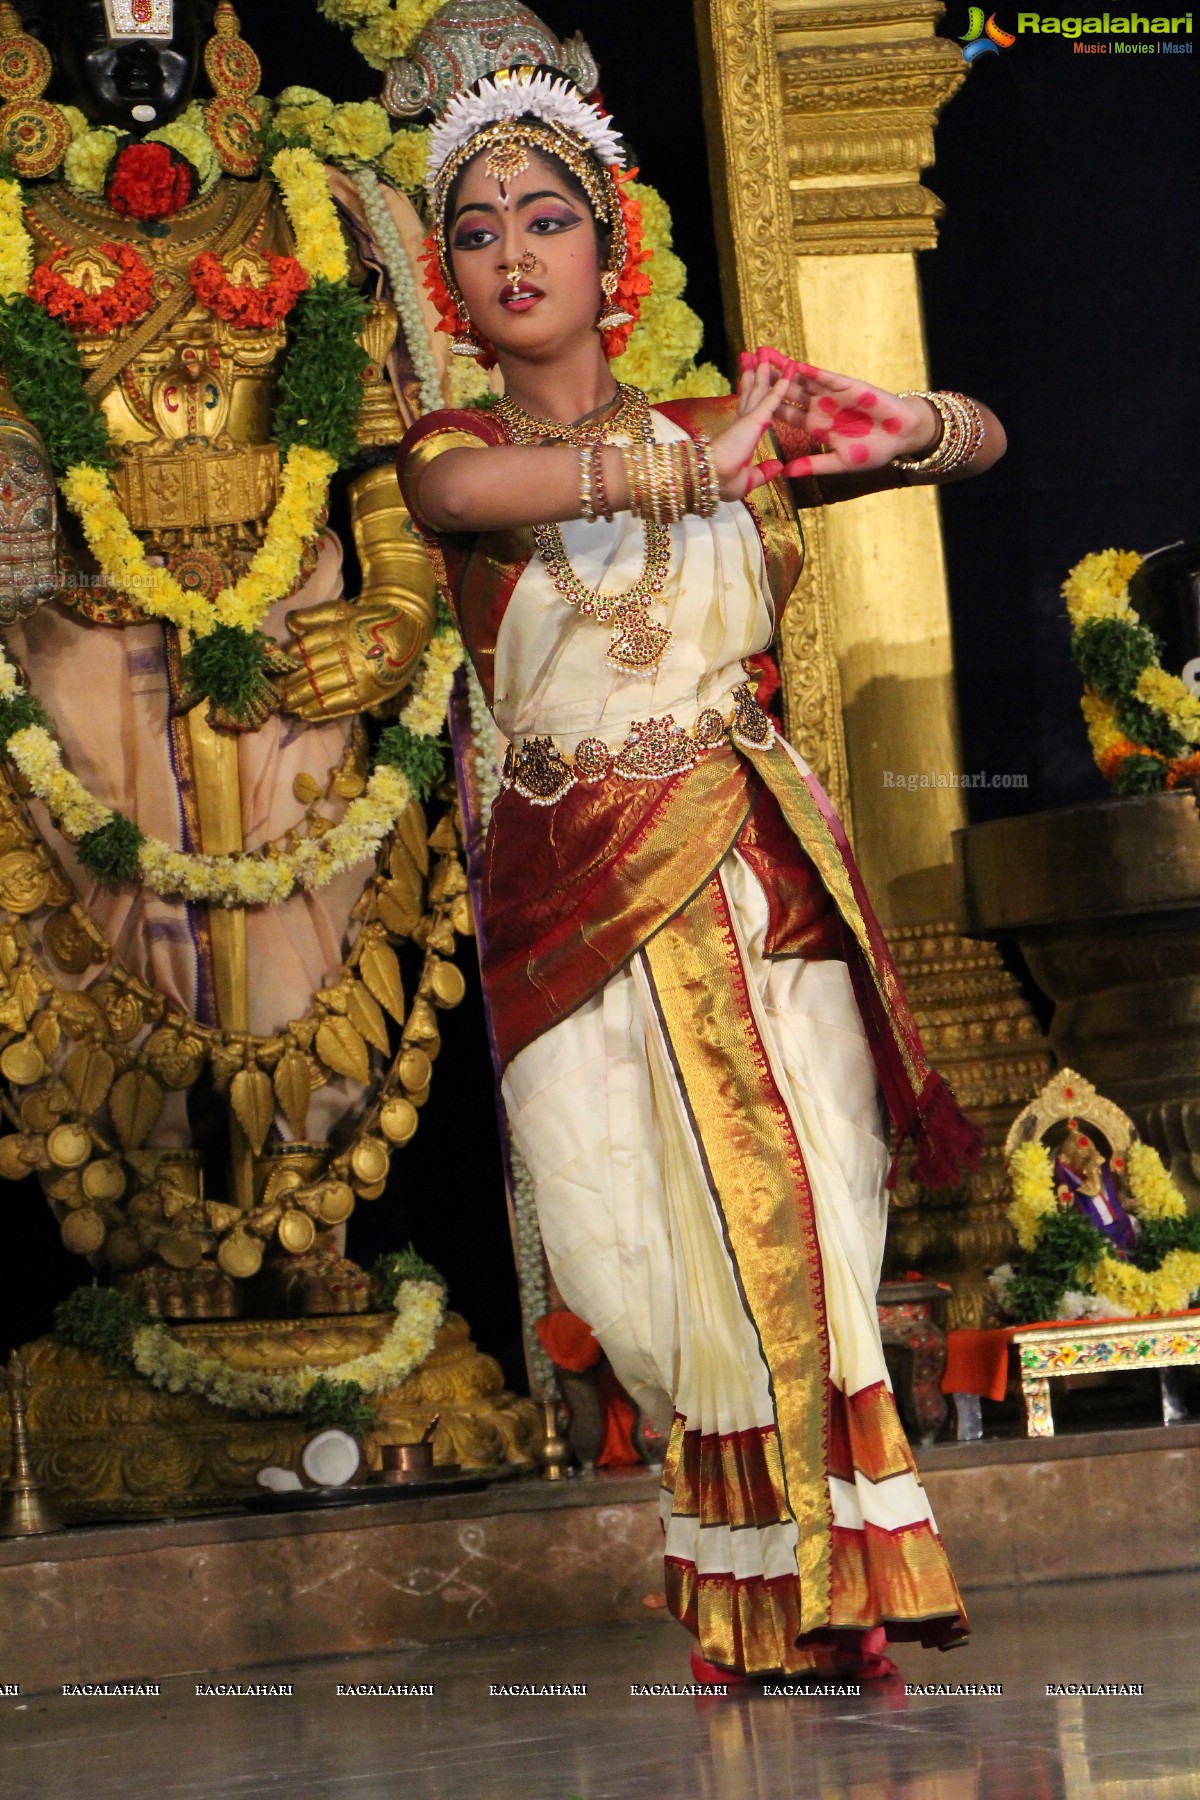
[0,642,414,907]
[129,1278,446,1416]
[427,73,625,191]
[350,166,444,417]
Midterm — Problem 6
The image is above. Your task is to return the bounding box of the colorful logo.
[959,7,1017,58]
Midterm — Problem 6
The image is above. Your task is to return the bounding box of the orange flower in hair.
[419,231,497,371]
[602,164,653,362]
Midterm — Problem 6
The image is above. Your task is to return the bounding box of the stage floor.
[0,1567,1194,1799]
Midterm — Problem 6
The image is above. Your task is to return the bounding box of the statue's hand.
[275,595,427,721]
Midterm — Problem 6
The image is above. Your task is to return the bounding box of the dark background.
[3,3,1198,1378]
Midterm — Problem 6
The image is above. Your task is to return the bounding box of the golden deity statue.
[0,0,460,1323]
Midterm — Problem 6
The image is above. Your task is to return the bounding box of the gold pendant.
[606,601,672,676]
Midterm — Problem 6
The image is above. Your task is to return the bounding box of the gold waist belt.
[113,441,281,534]
[502,681,776,806]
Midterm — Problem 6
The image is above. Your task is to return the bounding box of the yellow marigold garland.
[1007,1138,1057,1253]
[1064,547,1200,791]
[270,145,350,283]
[0,178,32,302]
[1005,1134,1200,1318]
[62,446,337,642]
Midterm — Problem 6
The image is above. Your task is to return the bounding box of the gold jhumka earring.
[596,269,633,334]
[450,302,485,358]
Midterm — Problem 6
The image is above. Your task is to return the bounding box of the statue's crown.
[382,0,598,120]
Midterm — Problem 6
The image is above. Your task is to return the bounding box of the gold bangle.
[892,391,984,476]
[578,444,596,523]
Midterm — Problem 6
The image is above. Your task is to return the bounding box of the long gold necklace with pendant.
[495,383,673,677]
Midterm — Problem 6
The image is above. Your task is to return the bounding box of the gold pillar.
[695,0,1056,1323]
[696,0,971,917]
[185,699,254,1213]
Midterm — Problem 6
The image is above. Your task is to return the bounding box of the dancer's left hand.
[738,348,941,481]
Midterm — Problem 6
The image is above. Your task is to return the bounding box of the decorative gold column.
[695,0,1055,1323]
[185,697,254,1213]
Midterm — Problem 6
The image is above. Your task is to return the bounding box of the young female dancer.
[399,69,1003,1681]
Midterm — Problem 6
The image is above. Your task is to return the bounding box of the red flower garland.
[419,163,654,370]
[29,241,155,335]
[603,164,653,362]
[189,252,309,328]
[106,141,195,221]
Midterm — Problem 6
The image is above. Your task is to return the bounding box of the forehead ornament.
[102,0,175,40]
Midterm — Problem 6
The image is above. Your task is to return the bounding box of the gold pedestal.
[0,1314,540,1519]
[1014,1314,1200,1438]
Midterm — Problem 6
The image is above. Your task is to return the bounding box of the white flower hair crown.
[426,70,625,194]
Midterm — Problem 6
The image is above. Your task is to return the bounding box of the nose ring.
[504,251,538,289]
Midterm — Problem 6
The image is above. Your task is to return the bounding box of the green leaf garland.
[76,815,146,885]
[273,278,369,471]
[374,722,446,804]
[183,623,276,716]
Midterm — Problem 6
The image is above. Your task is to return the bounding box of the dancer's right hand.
[709,352,797,499]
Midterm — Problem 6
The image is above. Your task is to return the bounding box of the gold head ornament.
[102,0,175,40]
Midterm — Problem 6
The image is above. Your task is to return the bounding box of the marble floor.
[2,1568,1197,1799]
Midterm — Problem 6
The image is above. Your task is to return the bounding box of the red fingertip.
[755,458,784,484]
[848,444,870,465]
[781,456,813,479]
[795,363,818,379]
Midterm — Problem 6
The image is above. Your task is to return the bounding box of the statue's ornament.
[383,0,598,120]
[0,405,56,626]
[102,0,176,41]
[0,3,67,181]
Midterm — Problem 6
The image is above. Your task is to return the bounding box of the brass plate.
[397,1048,431,1093]
[218,1232,263,1279]
[349,1138,389,1187]
[82,1157,126,1202]
[1,1037,46,1085]
[317,1181,355,1226]
[332,768,366,799]
[43,909,102,974]
[46,1122,92,1169]
[0,1133,33,1179]
[20,1090,64,1134]
[430,962,467,1009]
[61,1207,106,1255]
[159,1231,205,1270]
[278,1210,316,1255]
[380,1096,418,1146]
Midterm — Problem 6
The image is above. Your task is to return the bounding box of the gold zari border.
[828,1380,920,1487]
[643,870,832,1634]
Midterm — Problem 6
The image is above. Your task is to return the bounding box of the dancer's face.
[448,149,608,364]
